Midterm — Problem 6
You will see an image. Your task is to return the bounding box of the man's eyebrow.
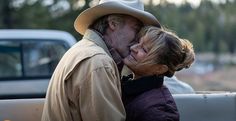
[137,23,142,28]
[133,24,141,30]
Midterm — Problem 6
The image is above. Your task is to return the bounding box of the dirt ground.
[175,65,236,92]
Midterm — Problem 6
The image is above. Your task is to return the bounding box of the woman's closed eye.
[142,45,148,53]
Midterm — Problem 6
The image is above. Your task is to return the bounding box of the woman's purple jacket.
[122,75,180,121]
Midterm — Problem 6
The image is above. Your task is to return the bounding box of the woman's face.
[123,36,154,76]
[124,36,148,65]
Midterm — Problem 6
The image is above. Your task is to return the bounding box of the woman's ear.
[154,64,168,75]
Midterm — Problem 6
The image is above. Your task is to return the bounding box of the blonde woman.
[122,26,195,121]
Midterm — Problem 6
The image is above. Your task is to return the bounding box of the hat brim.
[74,1,161,35]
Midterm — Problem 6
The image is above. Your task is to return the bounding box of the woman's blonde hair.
[138,26,195,77]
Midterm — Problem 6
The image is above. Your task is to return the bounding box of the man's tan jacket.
[41,30,126,121]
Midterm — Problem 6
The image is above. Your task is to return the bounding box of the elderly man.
[41,0,160,121]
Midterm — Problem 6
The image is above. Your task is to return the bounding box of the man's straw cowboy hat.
[74,0,161,35]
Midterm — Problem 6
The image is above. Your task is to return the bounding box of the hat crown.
[74,0,160,35]
[99,0,144,11]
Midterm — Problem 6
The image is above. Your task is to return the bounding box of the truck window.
[0,39,68,80]
[0,43,21,78]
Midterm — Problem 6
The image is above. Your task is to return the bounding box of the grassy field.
[176,65,236,92]
[176,53,236,92]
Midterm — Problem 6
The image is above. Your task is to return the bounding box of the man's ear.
[108,20,117,30]
[154,64,168,75]
[108,16,118,30]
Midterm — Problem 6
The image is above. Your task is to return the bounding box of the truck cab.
[0,29,76,99]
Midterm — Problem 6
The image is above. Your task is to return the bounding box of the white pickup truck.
[0,29,236,121]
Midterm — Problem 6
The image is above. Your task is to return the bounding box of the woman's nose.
[130,44,139,53]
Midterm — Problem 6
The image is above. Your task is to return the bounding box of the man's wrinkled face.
[112,16,142,58]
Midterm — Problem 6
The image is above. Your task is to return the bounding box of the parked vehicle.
[0,29,76,99]
[0,29,236,121]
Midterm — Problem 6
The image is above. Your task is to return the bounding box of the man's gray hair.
[89,14,126,35]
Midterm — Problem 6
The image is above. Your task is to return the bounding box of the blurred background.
[0,0,236,92]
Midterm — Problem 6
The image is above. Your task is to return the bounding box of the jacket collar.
[83,29,112,57]
[83,29,124,73]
